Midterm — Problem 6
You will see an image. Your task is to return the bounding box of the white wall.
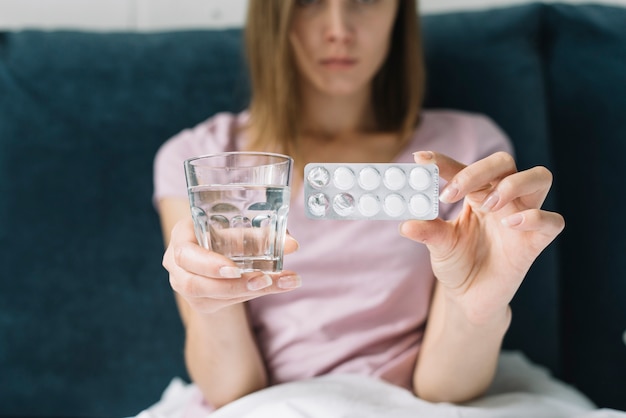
[0,0,625,31]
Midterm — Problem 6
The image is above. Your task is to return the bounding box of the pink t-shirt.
[153,110,513,392]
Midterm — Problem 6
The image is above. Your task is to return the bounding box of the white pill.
[409,167,432,190]
[358,167,381,190]
[384,194,405,217]
[383,167,406,190]
[409,194,431,217]
[358,194,381,217]
[333,167,355,190]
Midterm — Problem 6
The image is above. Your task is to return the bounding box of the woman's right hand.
[162,217,301,315]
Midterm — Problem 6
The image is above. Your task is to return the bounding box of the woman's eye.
[296,0,320,6]
[295,0,378,7]
[295,0,378,8]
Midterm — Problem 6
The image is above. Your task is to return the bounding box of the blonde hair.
[244,0,425,157]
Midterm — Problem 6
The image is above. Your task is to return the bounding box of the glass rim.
[184,151,293,167]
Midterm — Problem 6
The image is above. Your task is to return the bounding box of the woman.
[153,0,564,412]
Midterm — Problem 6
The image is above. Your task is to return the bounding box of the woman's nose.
[324,3,353,44]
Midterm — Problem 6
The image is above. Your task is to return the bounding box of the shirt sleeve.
[152,112,239,208]
[468,113,515,162]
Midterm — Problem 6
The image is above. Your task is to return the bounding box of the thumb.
[284,231,299,254]
[399,217,455,257]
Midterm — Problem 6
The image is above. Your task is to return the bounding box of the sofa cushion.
[0,29,248,417]
[422,3,560,375]
[545,4,626,410]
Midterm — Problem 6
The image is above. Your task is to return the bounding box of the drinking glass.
[184,152,293,273]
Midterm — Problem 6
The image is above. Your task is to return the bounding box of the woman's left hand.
[400,151,565,324]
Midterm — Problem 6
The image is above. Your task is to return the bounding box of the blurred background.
[1,0,625,31]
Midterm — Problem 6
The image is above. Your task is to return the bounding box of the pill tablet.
[304,162,439,221]
[358,194,381,217]
[358,167,381,190]
[383,167,406,190]
[384,194,406,217]
[409,167,432,190]
[333,167,355,190]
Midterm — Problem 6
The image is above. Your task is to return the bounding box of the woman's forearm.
[413,283,511,403]
[181,299,268,408]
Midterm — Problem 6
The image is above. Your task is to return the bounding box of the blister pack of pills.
[303,163,439,221]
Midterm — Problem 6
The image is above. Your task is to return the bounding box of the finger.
[172,240,242,279]
[399,217,457,256]
[172,216,200,242]
[170,217,248,278]
[501,209,565,237]
[168,265,241,300]
[170,270,255,311]
[170,268,301,301]
[171,217,298,279]
[284,233,299,255]
[240,270,302,293]
[413,151,466,181]
[180,271,301,312]
[479,166,554,212]
[433,152,517,204]
[271,270,303,290]
[166,218,240,278]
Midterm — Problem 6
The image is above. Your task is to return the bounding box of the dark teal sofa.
[1,3,625,417]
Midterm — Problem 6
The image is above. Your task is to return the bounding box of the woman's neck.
[298,86,376,140]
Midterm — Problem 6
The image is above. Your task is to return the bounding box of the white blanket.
[135,351,626,418]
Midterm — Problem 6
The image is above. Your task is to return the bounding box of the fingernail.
[219,266,242,278]
[247,274,273,291]
[439,183,459,203]
[398,221,407,237]
[480,191,499,212]
[413,151,434,161]
[502,213,524,227]
[277,275,302,290]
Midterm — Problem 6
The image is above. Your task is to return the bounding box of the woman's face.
[289,0,400,98]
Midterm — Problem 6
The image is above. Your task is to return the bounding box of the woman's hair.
[244,0,425,157]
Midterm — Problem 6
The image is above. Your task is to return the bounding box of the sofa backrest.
[543,4,626,409]
[423,5,626,409]
[0,29,249,416]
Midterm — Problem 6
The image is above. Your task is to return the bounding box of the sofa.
[1,2,625,417]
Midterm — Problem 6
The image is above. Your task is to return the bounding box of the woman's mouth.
[320,58,357,70]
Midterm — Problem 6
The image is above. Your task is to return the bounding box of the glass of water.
[184,152,293,273]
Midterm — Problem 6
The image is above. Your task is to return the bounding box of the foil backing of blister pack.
[303,163,439,221]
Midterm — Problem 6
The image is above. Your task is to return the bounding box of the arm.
[157,198,300,408]
[413,282,511,402]
[402,151,564,403]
